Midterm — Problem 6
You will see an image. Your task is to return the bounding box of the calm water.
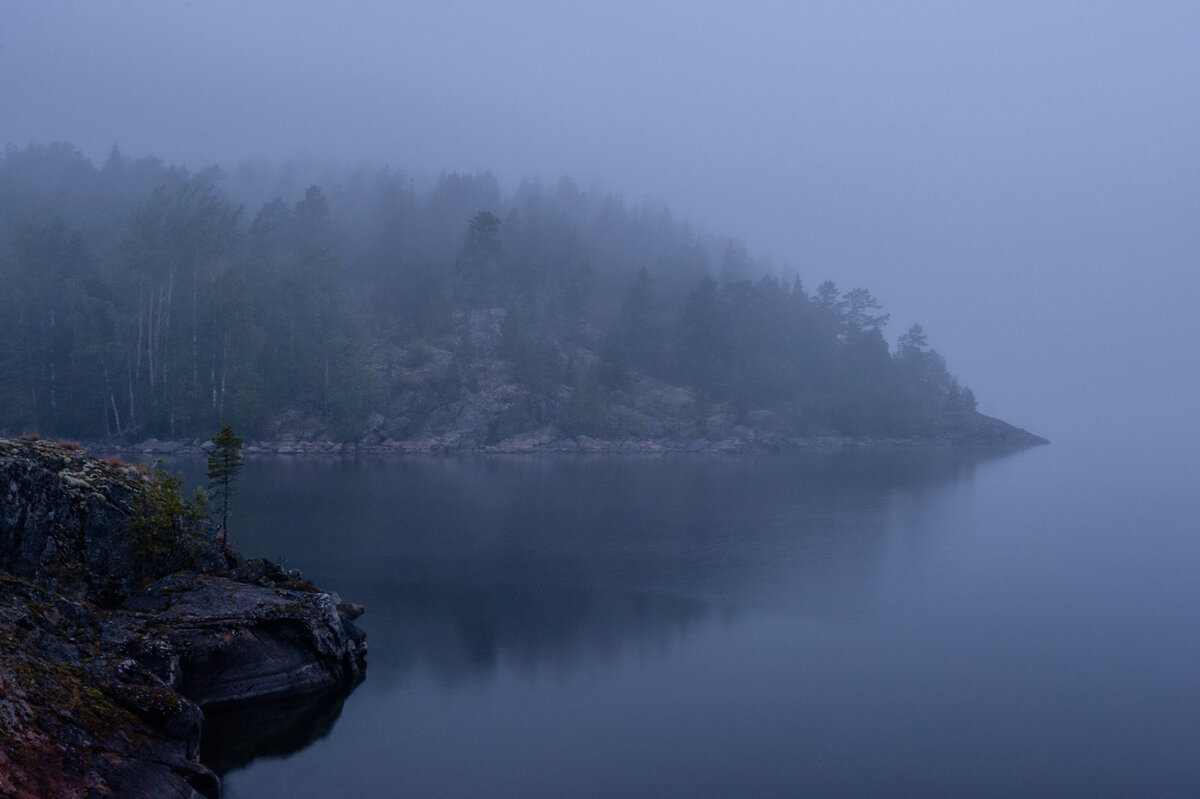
[167,443,1200,797]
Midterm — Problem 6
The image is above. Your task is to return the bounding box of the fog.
[2,0,1196,448]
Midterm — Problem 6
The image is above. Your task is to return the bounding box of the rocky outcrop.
[0,438,367,797]
[1,438,162,606]
[120,573,365,709]
[0,571,215,799]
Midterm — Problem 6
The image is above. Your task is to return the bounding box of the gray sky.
[2,0,1197,446]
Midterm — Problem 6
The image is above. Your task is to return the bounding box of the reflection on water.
[200,677,362,776]
[159,446,1039,791]
[208,448,1012,683]
[218,455,986,665]
[391,585,708,685]
[208,441,1200,796]
[340,448,1012,686]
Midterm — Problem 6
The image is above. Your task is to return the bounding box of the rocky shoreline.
[84,410,1047,458]
[0,438,367,798]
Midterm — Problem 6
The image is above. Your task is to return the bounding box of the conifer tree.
[207,424,245,541]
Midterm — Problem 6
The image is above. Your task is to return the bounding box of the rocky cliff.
[0,437,367,798]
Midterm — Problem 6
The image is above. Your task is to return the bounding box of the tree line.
[0,142,975,442]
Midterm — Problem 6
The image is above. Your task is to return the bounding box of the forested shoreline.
[0,142,1004,448]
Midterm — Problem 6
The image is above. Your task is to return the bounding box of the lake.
[165,442,1200,797]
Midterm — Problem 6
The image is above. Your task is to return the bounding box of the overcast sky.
[2,0,1197,447]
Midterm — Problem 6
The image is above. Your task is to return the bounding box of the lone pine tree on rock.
[207,424,245,542]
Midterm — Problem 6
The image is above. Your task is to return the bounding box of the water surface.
[170,444,1200,797]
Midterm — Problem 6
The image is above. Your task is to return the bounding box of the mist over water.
[5,3,1199,794]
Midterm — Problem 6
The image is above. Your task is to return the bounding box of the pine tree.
[207,424,245,541]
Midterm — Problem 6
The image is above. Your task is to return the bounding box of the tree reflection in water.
[200,674,364,777]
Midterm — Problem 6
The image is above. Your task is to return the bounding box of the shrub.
[125,462,208,587]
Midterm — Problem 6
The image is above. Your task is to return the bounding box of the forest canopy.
[0,142,978,445]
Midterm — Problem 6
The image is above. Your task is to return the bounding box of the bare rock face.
[121,574,366,708]
[0,438,368,797]
[0,438,230,606]
[0,572,217,799]
[0,438,146,605]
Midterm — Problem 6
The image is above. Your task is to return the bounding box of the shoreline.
[82,429,1048,458]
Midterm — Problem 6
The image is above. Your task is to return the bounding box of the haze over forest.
[2,1,1197,450]
[0,143,1001,446]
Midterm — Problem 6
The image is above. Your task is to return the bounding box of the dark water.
[167,443,1200,797]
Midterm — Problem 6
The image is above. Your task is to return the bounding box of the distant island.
[0,143,1045,449]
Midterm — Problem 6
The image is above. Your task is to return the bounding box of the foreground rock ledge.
[0,438,366,798]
